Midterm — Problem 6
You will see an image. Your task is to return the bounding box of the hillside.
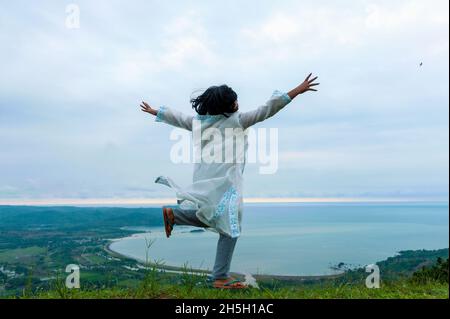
[23,250,450,299]
[0,205,448,299]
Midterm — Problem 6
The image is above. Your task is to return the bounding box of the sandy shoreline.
[104,240,344,282]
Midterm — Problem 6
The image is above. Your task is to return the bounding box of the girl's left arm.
[238,91,292,130]
[239,73,319,129]
[140,101,193,131]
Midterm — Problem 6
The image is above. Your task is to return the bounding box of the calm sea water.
[109,202,449,276]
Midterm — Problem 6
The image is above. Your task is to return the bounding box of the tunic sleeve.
[155,106,194,131]
[239,90,292,130]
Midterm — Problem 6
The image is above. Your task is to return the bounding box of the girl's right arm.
[140,101,193,131]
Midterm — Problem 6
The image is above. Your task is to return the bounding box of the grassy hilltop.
[0,205,448,299]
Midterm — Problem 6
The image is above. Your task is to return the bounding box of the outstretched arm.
[239,73,320,129]
[140,101,193,131]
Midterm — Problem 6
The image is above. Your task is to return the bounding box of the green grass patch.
[0,246,47,263]
[28,279,449,299]
[81,254,107,265]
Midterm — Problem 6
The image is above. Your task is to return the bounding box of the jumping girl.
[140,73,319,289]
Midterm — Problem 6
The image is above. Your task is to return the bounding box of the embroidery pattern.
[228,187,240,238]
[214,187,233,219]
[213,186,240,238]
[271,90,292,103]
[155,106,167,123]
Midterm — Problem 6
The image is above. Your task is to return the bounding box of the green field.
[31,280,449,299]
[0,246,47,263]
[0,205,448,299]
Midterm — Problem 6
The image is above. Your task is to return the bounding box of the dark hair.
[191,85,237,116]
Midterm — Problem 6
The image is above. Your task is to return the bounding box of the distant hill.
[341,249,449,282]
[0,205,163,230]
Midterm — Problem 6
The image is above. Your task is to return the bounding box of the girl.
[140,73,319,289]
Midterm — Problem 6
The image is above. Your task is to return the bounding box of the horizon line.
[0,197,448,206]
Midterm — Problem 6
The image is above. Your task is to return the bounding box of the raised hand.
[140,101,158,116]
[299,73,320,93]
[288,73,320,99]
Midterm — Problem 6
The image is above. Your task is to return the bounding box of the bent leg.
[167,206,208,228]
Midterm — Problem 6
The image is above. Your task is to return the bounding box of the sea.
[109,202,449,276]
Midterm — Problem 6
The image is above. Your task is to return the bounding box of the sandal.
[213,277,248,290]
[163,207,175,238]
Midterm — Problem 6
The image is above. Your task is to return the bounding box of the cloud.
[0,0,448,200]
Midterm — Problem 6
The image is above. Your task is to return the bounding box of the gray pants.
[166,206,238,280]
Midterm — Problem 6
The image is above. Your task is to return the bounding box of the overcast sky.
[0,0,448,202]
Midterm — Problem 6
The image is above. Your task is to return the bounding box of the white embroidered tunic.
[155,90,292,238]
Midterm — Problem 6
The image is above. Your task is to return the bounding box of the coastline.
[104,239,345,283]
[2,198,447,206]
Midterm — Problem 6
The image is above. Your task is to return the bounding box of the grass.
[80,254,107,265]
[27,281,449,299]
[0,246,47,263]
[18,266,450,299]
[8,248,449,300]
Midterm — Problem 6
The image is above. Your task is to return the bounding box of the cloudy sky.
[0,0,448,202]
